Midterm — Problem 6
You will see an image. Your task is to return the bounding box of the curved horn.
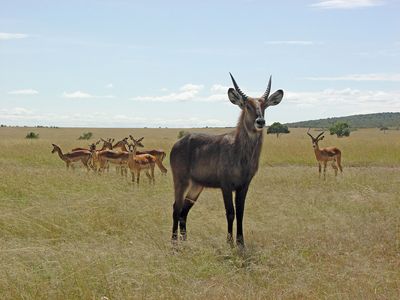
[307,128,314,139]
[229,73,248,100]
[316,131,325,139]
[262,75,272,99]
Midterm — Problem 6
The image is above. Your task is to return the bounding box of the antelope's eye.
[246,103,254,111]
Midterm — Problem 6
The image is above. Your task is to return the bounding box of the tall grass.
[0,127,399,298]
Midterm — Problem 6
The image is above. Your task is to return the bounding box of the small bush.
[329,122,350,137]
[380,126,389,134]
[78,132,93,140]
[177,130,190,139]
[26,132,39,139]
[267,122,290,138]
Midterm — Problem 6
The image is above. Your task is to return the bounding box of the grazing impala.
[126,137,156,184]
[307,129,343,179]
[71,140,100,152]
[51,144,92,171]
[170,73,284,247]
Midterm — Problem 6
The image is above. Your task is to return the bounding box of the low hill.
[285,112,400,128]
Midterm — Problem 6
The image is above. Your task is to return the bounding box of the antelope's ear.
[264,90,284,108]
[52,143,56,147]
[138,142,144,148]
[228,88,245,109]
[137,137,144,142]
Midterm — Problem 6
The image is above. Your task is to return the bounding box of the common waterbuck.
[170,73,284,247]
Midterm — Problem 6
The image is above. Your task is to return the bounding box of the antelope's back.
[170,132,235,187]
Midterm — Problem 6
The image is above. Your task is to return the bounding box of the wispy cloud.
[63,91,115,99]
[265,40,320,45]
[132,84,204,102]
[8,89,39,95]
[0,108,230,128]
[304,73,400,82]
[310,0,385,10]
[285,88,400,114]
[0,32,29,40]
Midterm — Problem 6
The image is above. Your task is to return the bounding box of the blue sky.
[1,0,399,127]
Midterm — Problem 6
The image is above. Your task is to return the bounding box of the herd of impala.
[51,135,167,184]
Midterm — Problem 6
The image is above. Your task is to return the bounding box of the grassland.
[0,127,399,299]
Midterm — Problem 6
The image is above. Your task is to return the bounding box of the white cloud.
[132,83,204,102]
[8,89,39,95]
[310,0,385,9]
[210,84,230,93]
[0,108,231,128]
[285,88,400,114]
[304,73,400,82]
[265,40,319,45]
[0,32,29,40]
[63,91,115,99]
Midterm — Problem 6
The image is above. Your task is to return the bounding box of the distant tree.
[26,132,39,139]
[267,122,290,138]
[380,126,389,134]
[78,132,93,140]
[329,122,350,137]
[177,130,190,139]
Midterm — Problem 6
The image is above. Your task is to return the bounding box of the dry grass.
[0,127,399,299]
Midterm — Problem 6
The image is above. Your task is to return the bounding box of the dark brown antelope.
[51,144,92,171]
[170,73,284,247]
[307,129,343,179]
[126,137,156,184]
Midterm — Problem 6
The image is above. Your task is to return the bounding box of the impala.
[71,140,100,152]
[129,135,167,174]
[51,144,92,171]
[126,137,156,184]
[307,129,343,179]
[170,73,284,247]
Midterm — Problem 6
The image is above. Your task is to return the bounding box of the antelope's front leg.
[318,163,321,178]
[136,170,141,184]
[222,188,234,245]
[235,185,249,248]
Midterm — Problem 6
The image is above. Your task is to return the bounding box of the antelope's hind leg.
[145,170,152,184]
[172,177,190,242]
[179,182,203,241]
[332,159,338,176]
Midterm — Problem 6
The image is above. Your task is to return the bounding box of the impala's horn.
[316,131,325,139]
[262,75,272,99]
[229,73,248,100]
[307,128,314,139]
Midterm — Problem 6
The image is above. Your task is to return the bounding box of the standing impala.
[307,130,343,179]
[51,144,92,171]
[170,73,284,247]
[126,137,156,184]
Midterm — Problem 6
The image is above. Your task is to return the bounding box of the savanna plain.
[0,127,399,299]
